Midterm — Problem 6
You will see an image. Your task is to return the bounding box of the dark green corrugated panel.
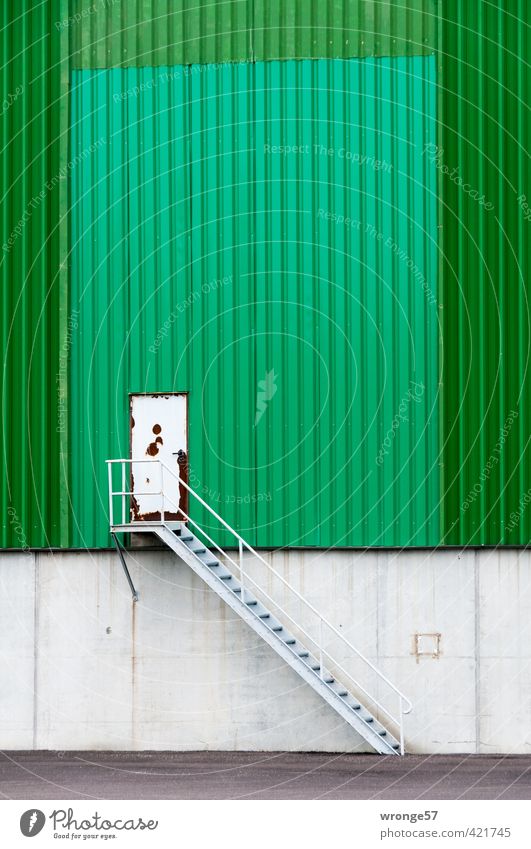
[70,57,439,549]
[69,0,437,68]
[441,2,531,545]
[254,0,437,60]
[69,0,252,68]
[0,1,69,547]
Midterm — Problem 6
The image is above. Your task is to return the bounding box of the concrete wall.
[1,547,530,753]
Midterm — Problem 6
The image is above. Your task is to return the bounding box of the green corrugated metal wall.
[70,58,439,548]
[69,0,437,67]
[0,1,69,548]
[441,1,531,545]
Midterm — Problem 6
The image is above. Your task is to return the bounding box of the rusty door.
[130,393,188,521]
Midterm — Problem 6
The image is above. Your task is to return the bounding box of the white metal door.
[130,393,187,521]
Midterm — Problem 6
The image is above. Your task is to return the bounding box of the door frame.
[128,391,189,521]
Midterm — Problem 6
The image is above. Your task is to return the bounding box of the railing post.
[121,462,126,524]
[399,695,405,756]
[239,539,244,603]
[319,617,324,680]
[107,462,114,527]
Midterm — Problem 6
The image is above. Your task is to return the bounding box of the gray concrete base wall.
[1,548,530,754]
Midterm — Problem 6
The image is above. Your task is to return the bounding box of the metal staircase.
[107,458,412,755]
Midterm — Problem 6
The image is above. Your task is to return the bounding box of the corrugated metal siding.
[69,0,437,68]
[0,1,69,547]
[441,2,531,545]
[70,57,439,549]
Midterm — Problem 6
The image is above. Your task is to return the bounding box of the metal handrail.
[106,457,412,752]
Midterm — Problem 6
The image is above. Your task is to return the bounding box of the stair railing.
[107,457,412,753]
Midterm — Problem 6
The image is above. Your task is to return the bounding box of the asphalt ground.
[1,751,531,799]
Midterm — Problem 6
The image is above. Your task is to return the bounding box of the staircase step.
[154,523,406,755]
